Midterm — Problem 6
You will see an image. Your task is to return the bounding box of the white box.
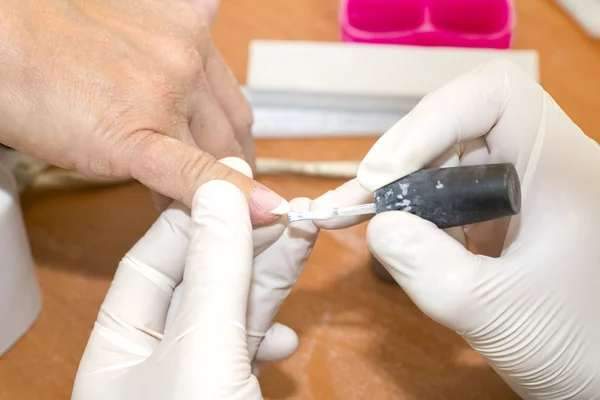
[245,40,539,137]
[248,40,539,99]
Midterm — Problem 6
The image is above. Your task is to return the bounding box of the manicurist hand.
[0,0,286,225]
[73,158,319,399]
[312,60,600,398]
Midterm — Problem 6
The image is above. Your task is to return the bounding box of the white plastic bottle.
[0,164,42,355]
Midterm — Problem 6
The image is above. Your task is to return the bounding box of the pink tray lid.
[340,0,515,49]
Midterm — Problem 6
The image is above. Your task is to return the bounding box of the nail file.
[288,163,521,229]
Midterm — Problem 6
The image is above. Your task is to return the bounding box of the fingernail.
[251,187,290,215]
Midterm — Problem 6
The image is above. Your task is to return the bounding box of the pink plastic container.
[340,0,515,49]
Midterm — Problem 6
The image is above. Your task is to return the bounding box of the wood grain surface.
[1,0,599,399]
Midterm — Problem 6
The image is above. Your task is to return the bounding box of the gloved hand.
[312,60,600,399]
[0,0,287,225]
[164,158,319,376]
[73,158,319,399]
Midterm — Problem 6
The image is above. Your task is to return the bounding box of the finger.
[163,155,257,332]
[252,323,299,377]
[366,211,486,333]
[152,155,254,216]
[457,139,510,256]
[255,323,299,363]
[125,130,289,225]
[309,178,374,230]
[163,179,253,383]
[183,180,253,325]
[252,217,286,257]
[218,156,253,178]
[357,59,544,191]
[189,72,244,160]
[247,197,319,361]
[213,163,297,367]
[218,156,286,256]
[96,201,191,352]
[205,43,256,171]
[150,82,218,211]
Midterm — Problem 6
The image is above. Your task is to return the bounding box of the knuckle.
[152,76,180,108]
[130,132,172,174]
[180,149,223,184]
[163,40,204,80]
[117,59,181,113]
[231,97,254,133]
[133,68,188,116]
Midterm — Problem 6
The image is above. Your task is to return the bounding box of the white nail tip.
[271,199,291,215]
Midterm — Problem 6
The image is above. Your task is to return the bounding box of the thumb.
[126,132,289,226]
[367,211,484,332]
[159,179,256,392]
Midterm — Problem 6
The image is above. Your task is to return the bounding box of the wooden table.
[1,0,599,399]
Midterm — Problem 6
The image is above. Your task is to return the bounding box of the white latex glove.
[312,60,600,399]
[165,160,319,376]
[73,157,319,399]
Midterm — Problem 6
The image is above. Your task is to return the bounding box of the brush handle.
[373,163,521,229]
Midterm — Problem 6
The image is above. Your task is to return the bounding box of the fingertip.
[252,216,287,256]
[192,180,249,223]
[210,161,288,226]
[288,197,319,234]
[310,179,373,230]
[256,323,299,362]
[269,323,299,358]
[310,189,333,209]
[254,197,319,255]
[309,197,349,230]
[356,162,386,192]
[207,159,289,226]
[218,156,253,178]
